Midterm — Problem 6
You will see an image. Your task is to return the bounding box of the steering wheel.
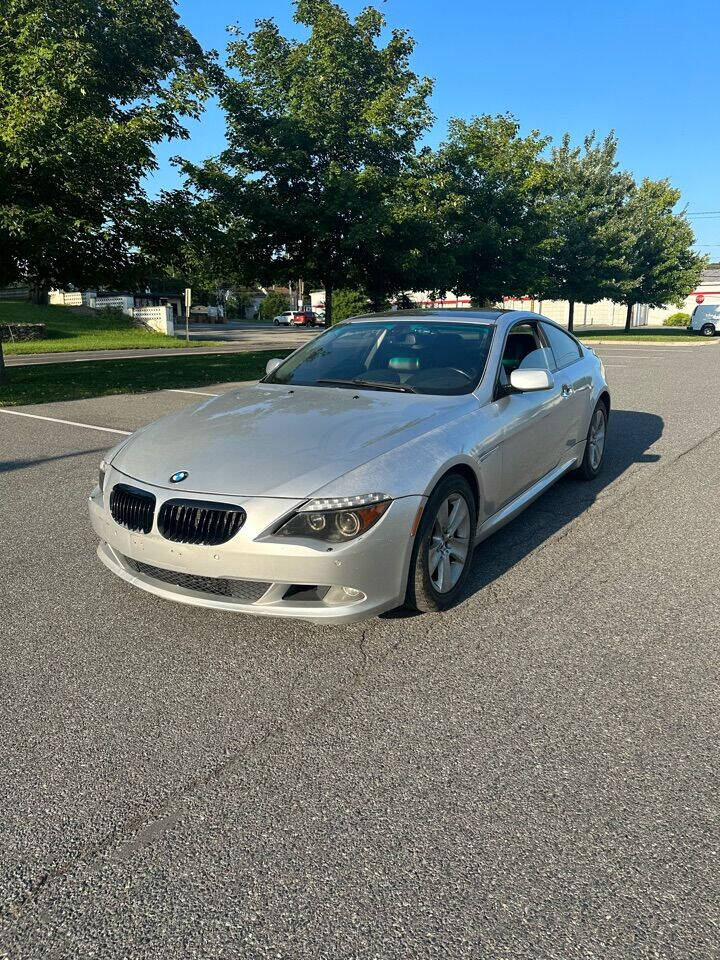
[446,368,473,381]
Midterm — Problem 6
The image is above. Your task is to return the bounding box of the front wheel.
[405,474,477,613]
[273,319,279,326]
[701,323,715,337]
[576,402,607,480]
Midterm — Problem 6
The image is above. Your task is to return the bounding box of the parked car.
[687,304,720,337]
[273,311,295,326]
[291,311,320,327]
[90,310,610,624]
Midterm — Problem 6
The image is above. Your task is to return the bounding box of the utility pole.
[184,287,191,342]
[0,337,6,386]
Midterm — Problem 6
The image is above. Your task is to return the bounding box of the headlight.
[98,459,107,491]
[276,493,391,542]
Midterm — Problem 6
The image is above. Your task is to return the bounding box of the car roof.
[348,308,515,324]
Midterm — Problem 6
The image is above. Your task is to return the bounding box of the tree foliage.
[613,179,705,330]
[537,133,634,330]
[0,0,217,293]
[429,115,551,304]
[181,0,433,323]
[259,290,291,321]
[133,190,244,296]
[0,0,706,384]
[332,289,370,323]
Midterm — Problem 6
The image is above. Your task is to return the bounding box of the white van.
[688,304,720,336]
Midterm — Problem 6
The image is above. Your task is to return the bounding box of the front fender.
[307,408,497,523]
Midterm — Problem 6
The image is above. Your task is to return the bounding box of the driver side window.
[496,323,552,396]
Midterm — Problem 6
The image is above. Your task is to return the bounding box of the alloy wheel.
[588,407,606,470]
[428,493,471,593]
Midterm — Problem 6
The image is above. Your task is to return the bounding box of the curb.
[578,338,719,347]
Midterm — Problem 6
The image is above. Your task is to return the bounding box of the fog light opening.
[323,585,367,606]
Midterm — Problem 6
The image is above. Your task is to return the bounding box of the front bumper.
[89,467,423,624]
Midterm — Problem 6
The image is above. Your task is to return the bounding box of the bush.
[258,290,291,322]
[332,289,369,324]
[663,311,691,327]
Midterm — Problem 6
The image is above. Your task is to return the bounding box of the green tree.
[332,289,369,323]
[259,290,291,321]
[133,190,245,296]
[181,0,433,325]
[430,115,551,305]
[538,133,633,332]
[0,0,216,382]
[614,179,705,331]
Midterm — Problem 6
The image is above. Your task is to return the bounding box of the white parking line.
[0,408,131,435]
[166,388,220,397]
[595,354,673,360]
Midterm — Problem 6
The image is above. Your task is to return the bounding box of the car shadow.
[383,408,663,619]
[0,447,104,474]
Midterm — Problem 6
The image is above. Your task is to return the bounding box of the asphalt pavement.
[0,344,718,958]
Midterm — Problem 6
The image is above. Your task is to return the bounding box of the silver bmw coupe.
[89,310,610,623]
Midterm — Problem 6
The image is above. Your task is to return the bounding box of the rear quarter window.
[541,322,582,370]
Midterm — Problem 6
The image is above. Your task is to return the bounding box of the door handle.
[561,384,573,397]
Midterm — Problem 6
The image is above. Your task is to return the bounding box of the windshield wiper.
[317,378,418,394]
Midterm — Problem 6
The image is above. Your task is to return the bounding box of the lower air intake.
[124,557,271,603]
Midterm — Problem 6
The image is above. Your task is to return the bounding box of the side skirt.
[474,457,580,545]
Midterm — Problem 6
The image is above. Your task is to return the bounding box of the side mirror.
[265,357,283,376]
[510,368,554,392]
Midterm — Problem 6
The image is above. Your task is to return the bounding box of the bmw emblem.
[169,471,189,484]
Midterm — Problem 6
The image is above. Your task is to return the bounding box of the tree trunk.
[325,282,334,326]
[567,299,575,333]
[624,302,633,332]
[0,339,7,386]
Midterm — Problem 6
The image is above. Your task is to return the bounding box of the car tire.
[575,401,608,480]
[274,319,279,326]
[701,323,715,337]
[405,474,477,613]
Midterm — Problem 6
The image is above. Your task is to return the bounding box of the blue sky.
[151,0,720,257]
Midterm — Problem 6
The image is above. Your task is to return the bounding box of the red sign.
[696,294,705,304]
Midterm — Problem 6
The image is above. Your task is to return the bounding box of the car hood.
[112,383,477,498]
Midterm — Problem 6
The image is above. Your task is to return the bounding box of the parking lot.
[1,343,718,958]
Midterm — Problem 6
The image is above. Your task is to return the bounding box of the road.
[1,344,718,958]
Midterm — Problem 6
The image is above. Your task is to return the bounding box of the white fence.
[48,288,175,335]
[95,295,134,314]
[49,289,83,306]
[133,305,174,336]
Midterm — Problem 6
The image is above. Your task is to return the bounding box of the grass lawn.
[577,327,706,343]
[0,301,218,354]
[0,350,291,406]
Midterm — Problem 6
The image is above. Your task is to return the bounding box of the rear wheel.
[576,402,607,480]
[405,474,476,613]
[701,323,715,337]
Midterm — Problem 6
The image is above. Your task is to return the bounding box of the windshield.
[264,320,495,395]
